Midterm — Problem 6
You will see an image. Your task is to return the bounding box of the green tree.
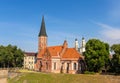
[0,46,8,67]
[84,39,110,72]
[0,44,24,68]
[111,44,120,74]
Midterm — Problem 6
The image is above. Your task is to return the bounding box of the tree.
[0,44,24,68]
[84,39,110,72]
[111,44,120,74]
[0,46,8,67]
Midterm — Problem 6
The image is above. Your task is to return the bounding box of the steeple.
[38,16,48,37]
[38,16,48,52]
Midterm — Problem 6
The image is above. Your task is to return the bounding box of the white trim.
[72,62,73,70]
[52,62,53,70]
[64,63,66,70]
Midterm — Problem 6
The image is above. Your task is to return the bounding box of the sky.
[0,0,120,52]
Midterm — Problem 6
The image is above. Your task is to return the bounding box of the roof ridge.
[47,45,63,48]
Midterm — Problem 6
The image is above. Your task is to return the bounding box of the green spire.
[38,16,48,37]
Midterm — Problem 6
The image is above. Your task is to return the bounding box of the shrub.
[84,71,95,75]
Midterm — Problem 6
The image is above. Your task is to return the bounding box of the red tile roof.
[62,48,81,59]
[37,46,83,60]
[47,46,62,56]
[37,46,62,58]
[37,49,46,58]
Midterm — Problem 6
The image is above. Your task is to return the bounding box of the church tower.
[38,16,48,52]
[80,37,86,53]
[75,38,79,51]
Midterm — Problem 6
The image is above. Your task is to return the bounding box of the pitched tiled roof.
[37,49,46,58]
[47,46,62,56]
[62,48,81,59]
[37,46,63,58]
[24,52,36,56]
[37,46,83,60]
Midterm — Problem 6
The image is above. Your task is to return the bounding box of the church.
[35,16,85,74]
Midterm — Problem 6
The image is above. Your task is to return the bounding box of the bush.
[84,71,95,75]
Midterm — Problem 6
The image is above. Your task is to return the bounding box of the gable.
[37,46,63,58]
[47,46,63,57]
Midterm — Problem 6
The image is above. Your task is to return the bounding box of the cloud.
[95,22,120,45]
[97,23,120,40]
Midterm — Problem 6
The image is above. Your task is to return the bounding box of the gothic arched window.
[54,62,56,70]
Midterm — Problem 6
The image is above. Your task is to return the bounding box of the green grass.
[18,69,35,73]
[8,72,120,83]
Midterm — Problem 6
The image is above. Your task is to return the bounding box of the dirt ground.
[0,78,7,83]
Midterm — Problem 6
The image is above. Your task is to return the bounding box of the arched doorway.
[46,62,48,70]
[66,63,69,73]
[60,62,64,73]
[39,61,42,71]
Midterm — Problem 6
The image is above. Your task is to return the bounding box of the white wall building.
[24,52,36,70]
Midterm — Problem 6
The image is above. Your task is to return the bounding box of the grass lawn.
[18,69,35,73]
[8,72,120,83]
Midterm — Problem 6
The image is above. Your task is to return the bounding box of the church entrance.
[60,63,64,73]
[66,63,69,73]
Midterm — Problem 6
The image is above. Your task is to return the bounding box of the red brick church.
[35,16,85,74]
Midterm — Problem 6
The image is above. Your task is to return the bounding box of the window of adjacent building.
[74,63,77,70]
[54,62,56,70]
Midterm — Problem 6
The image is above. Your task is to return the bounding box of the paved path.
[0,78,7,83]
